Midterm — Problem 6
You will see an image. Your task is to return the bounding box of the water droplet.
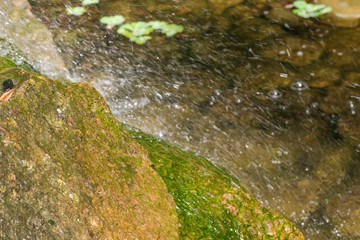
[349,100,356,115]
[268,89,283,99]
[290,81,308,91]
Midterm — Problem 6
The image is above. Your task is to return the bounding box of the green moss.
[127,126,304,239]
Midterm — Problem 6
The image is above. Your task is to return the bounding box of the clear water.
[2,0,360,239]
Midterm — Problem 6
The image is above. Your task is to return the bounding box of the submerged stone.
[325,178,360,238]
[298,63,341,88]
[233,59,298,90]
[208,0,245,15]
[256,36,324,67]
[231,18,286,43]
[317,0,360,28]
[325,30,360,70]
[266,3,312,29]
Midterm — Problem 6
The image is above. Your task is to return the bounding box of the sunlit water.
[2,0,360,239]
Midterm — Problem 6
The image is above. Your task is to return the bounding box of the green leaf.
[293,9,309,18]
[293,1,308,9]
[320,6,332,15]
[148,21,168,30]
[117,24,135,39]
[117,20,183,44]
[132,22,154,36]
[292,1,332,18]
[161,24,183,37]
[66,6,87,16]
[310,4,326,12]
[100,15,125,27]
[82,0,99,6]
[131,36,152,45]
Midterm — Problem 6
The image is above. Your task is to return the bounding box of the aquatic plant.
[65,1,183,44]
[82,0,99,6]
[148,21,184,37]
[117,21,183,44]
[292,1,332,18]
[100,15,125,28]
[66,0,98,16]
[117,22,153,45]
[66,6,86,16]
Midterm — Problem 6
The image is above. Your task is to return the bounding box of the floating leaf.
[293,1,307,9]
[292,1,332,18]
[117,23,135,39]
[319,6,332,15]
[100,15,125,27]
[161,24,183,37]
[82,0,99,6]
[132,22,154,36]
[117,20,183,44]
[147,21,168,30]
[117,22,154,38]
[66,6,86,16]
[131,36,152,45]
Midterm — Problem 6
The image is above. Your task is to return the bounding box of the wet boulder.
[0,58,179,239]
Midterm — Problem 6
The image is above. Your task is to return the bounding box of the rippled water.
[2,0,360,239]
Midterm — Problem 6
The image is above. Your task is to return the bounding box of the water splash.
[290,81,309,91]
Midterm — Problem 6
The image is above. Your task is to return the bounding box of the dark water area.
[2,0,360,239]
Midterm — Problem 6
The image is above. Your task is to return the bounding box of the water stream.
[1,0,360,239]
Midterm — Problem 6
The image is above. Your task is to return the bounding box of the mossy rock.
[0,57,304,239]
[127,127,304,239]
[0,57,178,239]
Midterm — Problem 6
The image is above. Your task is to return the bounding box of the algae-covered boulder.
[128,129,305,239]
[0,57,304,239]
[0,58,178,239]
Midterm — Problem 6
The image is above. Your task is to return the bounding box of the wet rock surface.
[0,58,179,239]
